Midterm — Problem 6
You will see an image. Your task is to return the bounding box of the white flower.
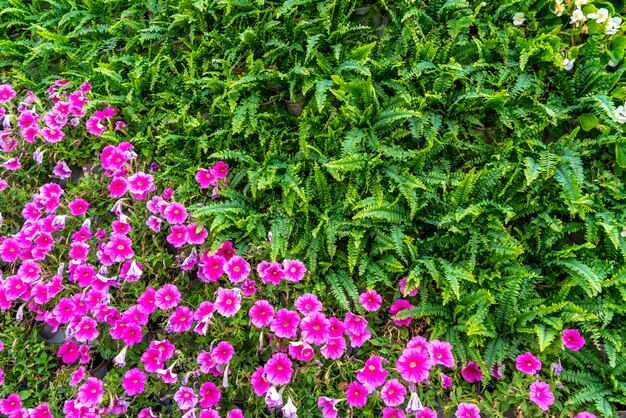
[281,397,298,418]
[563,57,575,71]
[570,8,587,25]
[587,8,609,24]
[574,0,588,6]
[609,60,618,67]
[616,104,626,124]
[606,16,623,35]
[513,12,526,26]
[554,2,565,17]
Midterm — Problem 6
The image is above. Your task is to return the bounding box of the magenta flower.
[328,317,345,337]
[320,336,346,360]
[3,157,21,171]
[196,168,217,189]
[440,372,452,388]
[74,316,99,342]
[396,348,433,383]
[163,202,188,224]
[0,238,20,262]
[212,341,234,364]
[187,224,208,245]
[141,349,164,373]
[359,289,382,312]
[104,234,134,263]
[380,378,406,407]
[58,341,80,363]
[249,300,275,328]
[428,340,455,368]
[575,413,597,418]
[224,255,250,283]
[40,127,65,143]
[317,397,339,418]
[529,381,555,411]
[415,409,437,418]
[455,403,481,418]
[122,368,146,396]
[461,361,483,383]
[389,299,414,326]
[0,85,16,103]
[259,261,283,285]
[344,312,367,334]
[356,355,389,389]
[562,329,585,351]
[69,367,86,387]
[345,381,368,408]
[270,308,300,339]
[300,312,331,345]
[86,116,106,136]
[382,408,406,418]
[213,161,229,178]
[282,259,306,282]
[241,278,256,296]
[167,306,194,333]
[155,284,182,310]
[264,353,293,386]
[0,394,21,415]
[108,177,128,198]
[214,287,242,317]
[174,386,198,411]
[199,382,221,408]
[167,225,188,247]
[515,352,542,375]
[53,161,71,179]
[146,215,162,232]
[406,336,428,353]
[251,367,270,397]
[288,341,315,362]
[295,293,323,316]
[77,377,104,407]
[399,276,419,297]
[199,254,225,282]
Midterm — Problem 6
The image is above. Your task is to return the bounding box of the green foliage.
[2,0,626,414]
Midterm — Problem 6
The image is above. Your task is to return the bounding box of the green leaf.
[535,324,556,352]
[579,113,599,131]
[616,142,626,168]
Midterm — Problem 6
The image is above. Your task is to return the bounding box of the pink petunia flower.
[383,408,406,418]
[455,403,481,418]
[575,413,597,418]
[318,397,339,418]
[440,372,453,388]
[224,255,250,283]
[212,341,235,364]
[251,367,270,397]
[199,382,221,408]
[3,158,21,171]
[0,85,16,103]
[264,353,293,386]
[146,216,162,232]
[249,300,275,328]
[396,348,433,383]
[174,386,198,411]
[104,234,134,263]
[562,329,585,351]
[320,337,346,360]
[108,177,128,198]
[345,381,368,408]
[162,202,188,225]
[167,306,194,333]
[196,168,217,189]
[0,394,21,415]
[461,361,483,383]
[199,254,225,282]
[155,284,181,310]
[259,261,283,285]
[74,316,99,342]
[300,312,330,345]
[40,127,65,143]
[380,379,406,407]
[86,116,106,136]
[428,340,455,368]
[214,288,242,317]
[282,259,306,282]
[187,224,208,245]
[399,276,419,297]
[356,355,389,389]
[359,289,382,312]
[295,293,323,316]
[515,352,542,375]
[213,161,229,178]
[270,308,300,339]
[288,341,315,362]
[77,377,104,407]
[69,366,86,387]
[528,381,555,411]
[389,299,414,326]
[122,368,146,396]
[167,225,188,247]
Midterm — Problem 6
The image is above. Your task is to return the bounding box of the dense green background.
[2,0,626,414]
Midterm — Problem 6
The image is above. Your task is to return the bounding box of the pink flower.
[270,308,300,339]
[264,353,293,386]
[300,312,330,345]
[295,293,323,316]
[320,337,346,360]
[318,397,339,418]
[74,316,99,342]
[86,116,106,136]
[399,276,419,297]
[0,394,21,415]
[259,261,283,285]
[282,259,306,282]
[53,161,71,179]
[356,355,388,389]
[128,171,155,197]
[174,386,198,411]
[108,177,128,198]
[30,404,53,418]
[249,300,274,328]
[163,202,188,224]
[196,168,217,189]
[288,342,315,362]
[515,352,542,375]
[69,367,86,386]
[77,377,104,407]
[58,341,80,363]
[575,413,597,418]
[428,340,454,368]
[104,234,134,263]
[347,326,372,348]
[213,161,229,178]
[328,317,345,337]
[141,349,164,373]
[455,403,481,418]
[440,372,452,388]
[241,278,256,296]
[359,289,382,312]
[396,348,433,383]
[0,238,20,262]
[344,312,367,334]
[528,381,555,411]
[461,361,483,383]
[406,336,428,353]
[0,85,16,103]
[382,408,406,418]
[251,367,270,397]
[122,368,146,396]
[212,341,234,364]
[167,306,194,332]
[155,284,181,310]
[345,381,368,408]
[389,299,414,326]
[224,256,250,283]
[214,288,242,317]
[199,254,225,282]
[187,224,208,245]
[415,409,437,418]
[562,329,585,351]
[380,379,406,407]
[3,157,21,171]
[146,216,162,232]
[199,382,221,408]
[167,225,188,247]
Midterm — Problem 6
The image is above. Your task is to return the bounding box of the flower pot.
[38,324,67,345]
[90,359,111,380]
[284,97,306,116]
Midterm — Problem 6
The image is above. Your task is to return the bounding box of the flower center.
[226,299,232,305]
[409,361,416,368]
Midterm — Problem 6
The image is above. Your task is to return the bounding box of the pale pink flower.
[528,381,554,411]
[174,386,198,411]
[428,340,454,368]
[214,288,242,317]
[282,259,306,282]
[224,256,250,283]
